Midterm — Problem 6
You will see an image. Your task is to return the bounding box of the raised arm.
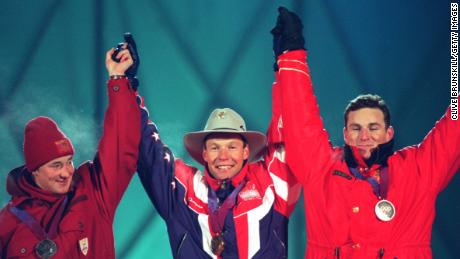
[406,107,460,192]
[136,99,177,220]
[265,66,301,217]
[91,37,141,219]
[272,7,334,185]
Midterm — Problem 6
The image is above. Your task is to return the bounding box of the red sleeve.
[278,50,334,186]
[409,107,460,192]
[0,205,18,255]
[94,78,140,219]
[263,71,301,217]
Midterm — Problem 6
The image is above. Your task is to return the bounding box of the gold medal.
[211,235,225,256]
[375,199,396,221]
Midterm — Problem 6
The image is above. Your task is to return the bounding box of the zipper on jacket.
[273,230,287,258]
[334,247,340,259]
[378,248,385,259]
[176,232,188,256]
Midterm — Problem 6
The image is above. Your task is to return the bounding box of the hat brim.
[183,130,267,165]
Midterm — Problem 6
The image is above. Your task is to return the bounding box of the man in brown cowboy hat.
[136,102,301,258]
[183,108,266,179]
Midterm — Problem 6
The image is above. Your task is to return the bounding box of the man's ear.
[30,170,40,182]
[386,126,394,141]
[243,144,250,160]
[343,127,350,145]
[202,148,209,163]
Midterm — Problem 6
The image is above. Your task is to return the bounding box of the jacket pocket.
[175,232,211,259]
[59,217,87,256]
[60,218,85,234]
[253,229,287,259]
[176,232,188,257]
[6,232,35,258]
[272,229,287,259]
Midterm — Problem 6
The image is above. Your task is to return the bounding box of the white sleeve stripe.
[269,173,288,201]
[274,146,286,163]
[277,58,307,66]
[268,146,289,201]
[193,171,208,203]
[278,67,310,77]
[246,188,275,258]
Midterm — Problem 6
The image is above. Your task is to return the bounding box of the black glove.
[111,32,140,90]
[111,43,124,62]
[271,7,305,59]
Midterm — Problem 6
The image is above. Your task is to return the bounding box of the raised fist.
[271,7,305,58]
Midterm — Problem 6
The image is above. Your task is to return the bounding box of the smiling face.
[202,133,249,180]
[344,108,394,159]
[32,155,75,194]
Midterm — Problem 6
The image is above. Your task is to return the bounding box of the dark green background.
[1,0,459,258]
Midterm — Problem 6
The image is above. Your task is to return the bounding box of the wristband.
[109,75,127,80]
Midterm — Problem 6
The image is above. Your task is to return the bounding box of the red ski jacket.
[0,78,140,259]
[278,50,460,258]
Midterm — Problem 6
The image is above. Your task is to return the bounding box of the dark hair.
[344,94,391,128]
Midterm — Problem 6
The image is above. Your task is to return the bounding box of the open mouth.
[216,165,233,170]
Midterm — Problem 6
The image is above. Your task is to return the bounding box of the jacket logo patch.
[239,183,261,201]
[55,139,72,154]
[332,170,352,180]
[79,237,89,256]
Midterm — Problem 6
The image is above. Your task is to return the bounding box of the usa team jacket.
[278,50,460,258]
[136,88,301,258]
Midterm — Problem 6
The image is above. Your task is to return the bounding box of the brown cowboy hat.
[183,108,267,165]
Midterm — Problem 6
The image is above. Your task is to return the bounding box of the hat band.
[209,127,242,131]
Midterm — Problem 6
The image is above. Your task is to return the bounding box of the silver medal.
[35,239,57,258]
[375,199,396,221]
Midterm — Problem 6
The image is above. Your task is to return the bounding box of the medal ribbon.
[9,196,68,240]
[349,167,389,199]
[207,181,245,235]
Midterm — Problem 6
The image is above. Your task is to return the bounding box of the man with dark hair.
[273,7,460,259]
[344,94,391,129]
[0,36,141,258]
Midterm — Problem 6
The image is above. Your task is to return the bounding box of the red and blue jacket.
[136,85,301,258]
